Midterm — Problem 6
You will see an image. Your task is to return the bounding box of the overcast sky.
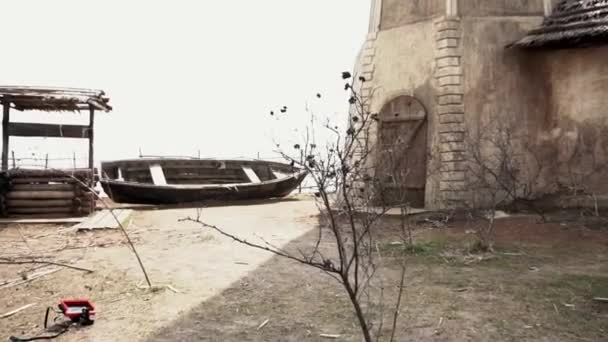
[1,0,370,168]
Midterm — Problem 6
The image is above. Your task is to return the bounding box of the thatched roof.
[510,0,608,49]
[0,86,112,112]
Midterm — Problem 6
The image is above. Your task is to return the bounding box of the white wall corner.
[446,0,458,17]
[368,0,383,34]
[543,0,553,17]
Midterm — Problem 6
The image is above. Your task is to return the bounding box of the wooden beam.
[11,184,74,191]
[7,122,90,139]
[8,169,96,177]
[8,207,74,214]
[2,102,10,171]
[7,199,74,208]
[89,106,95,171]
[10,177,78,184]
[7,191,76,200]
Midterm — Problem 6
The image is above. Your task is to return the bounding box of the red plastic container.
[58,299,96,323]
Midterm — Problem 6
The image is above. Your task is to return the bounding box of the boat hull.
[100,170,307,205]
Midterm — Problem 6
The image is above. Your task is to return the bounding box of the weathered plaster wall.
[542,47,608,194]
[461,16,545,206]
[548,47,608,124]
[380,0,445,30]
[462,17,545,136]
[463,16,608,200]
[372,21,436,111]
[370,20,440,208]
[358,0,608,208]
[460,0,544,16]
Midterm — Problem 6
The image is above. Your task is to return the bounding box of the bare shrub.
[465,117,549,251]
[185,72,409,341]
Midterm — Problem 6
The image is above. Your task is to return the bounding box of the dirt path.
[0,197,318,341]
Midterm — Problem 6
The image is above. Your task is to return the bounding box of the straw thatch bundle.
[0,86,112,112]
[511,0,608,48]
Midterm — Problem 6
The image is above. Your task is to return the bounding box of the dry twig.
[257,319,270,330]
[0,258,93,273]
[0,268,62,290]
[0,303,36,319]
[320,334,341,339]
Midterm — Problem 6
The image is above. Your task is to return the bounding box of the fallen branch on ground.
[136,281,180,293]
[0,258,93,273]
[257,319,269,330]
[320,334,341,339]
[0,303,36,319]
[0,268,62,290]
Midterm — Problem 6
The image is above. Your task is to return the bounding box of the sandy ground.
[2,201,607,341]
[0,197,318,341]
[146,215,608,342]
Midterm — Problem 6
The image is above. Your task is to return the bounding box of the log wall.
[0,169,98,218]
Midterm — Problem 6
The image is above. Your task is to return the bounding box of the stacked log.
[0,169,98,218]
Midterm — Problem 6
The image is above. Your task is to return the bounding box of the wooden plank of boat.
[149,163,167,185]
[272,170,288,179]
[119,171,300,189]
[241,166,261,183]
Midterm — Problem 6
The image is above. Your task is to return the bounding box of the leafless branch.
[185,73,406,342]
[0,258,94,273]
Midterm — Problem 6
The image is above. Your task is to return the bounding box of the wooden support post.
[2,101,10,171]
[11,151,15,168]
[88,106,95,187]
[88,106,95,171]
[45,154,48,169]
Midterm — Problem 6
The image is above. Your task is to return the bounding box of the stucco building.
[354,0,608,210]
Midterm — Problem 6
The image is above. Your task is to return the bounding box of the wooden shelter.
[0,86,112,217]
[511,0,608,48]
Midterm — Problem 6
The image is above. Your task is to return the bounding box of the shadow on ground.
[145,227,358,342]
[145,214,608,342]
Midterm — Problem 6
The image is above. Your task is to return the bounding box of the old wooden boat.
[99,158,307,204]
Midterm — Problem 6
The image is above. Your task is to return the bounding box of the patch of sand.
[0,198,318,342]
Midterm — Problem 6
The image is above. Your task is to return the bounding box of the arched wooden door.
[376,96,428,207]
